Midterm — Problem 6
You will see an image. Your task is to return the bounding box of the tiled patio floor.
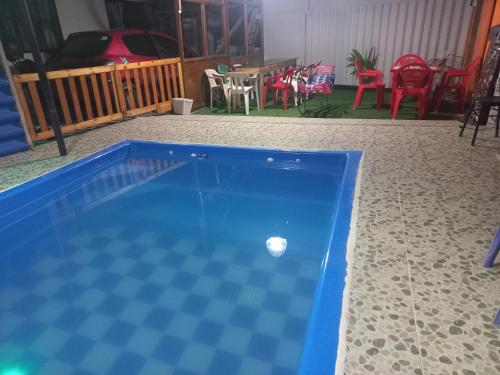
[1,115,499,375]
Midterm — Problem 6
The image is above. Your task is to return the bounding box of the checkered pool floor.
[1,228,320,375]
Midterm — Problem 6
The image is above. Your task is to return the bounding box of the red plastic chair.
[391,62,431,120]
[297,65,335,96]
[262,67,295,110]
[264,68,296,110]
[353,59,385,111]
[390,54,426,107]
[433,58,481,113]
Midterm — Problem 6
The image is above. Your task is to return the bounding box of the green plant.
[346,47,379,78]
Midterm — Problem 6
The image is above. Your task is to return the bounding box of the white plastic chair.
[205,69,229,110]
[224,72,260,115]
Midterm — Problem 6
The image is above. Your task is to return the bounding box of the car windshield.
[61,33,111,58]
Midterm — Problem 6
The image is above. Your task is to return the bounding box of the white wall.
[311,0,398,9]
[263,0,307,64]
[55,0,109,38]
[264,0,474,85]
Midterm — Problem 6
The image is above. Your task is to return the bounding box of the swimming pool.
[0,140,362,375]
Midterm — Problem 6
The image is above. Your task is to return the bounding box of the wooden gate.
[12,58,184,142]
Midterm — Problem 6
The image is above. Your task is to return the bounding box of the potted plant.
[346,47,379,82]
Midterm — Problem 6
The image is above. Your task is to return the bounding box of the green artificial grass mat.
[193,86,458,120]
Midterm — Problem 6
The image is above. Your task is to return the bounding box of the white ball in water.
[266,236,287,257]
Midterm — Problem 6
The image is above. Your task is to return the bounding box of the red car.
[46,29,196,71]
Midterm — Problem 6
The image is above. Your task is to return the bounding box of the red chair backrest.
[281,68,295,85]
[266,66,295,86]
[397,62,431,89]
[393,54,426,67]
[354,59,363,74]
[354,59,365,84]
[313,65,335,75]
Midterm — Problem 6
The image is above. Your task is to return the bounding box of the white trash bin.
[172,98,193,115]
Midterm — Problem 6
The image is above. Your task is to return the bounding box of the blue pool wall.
[297,149,361,374]
[2,140,349,259]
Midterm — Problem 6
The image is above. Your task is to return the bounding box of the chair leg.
[418,94,427,120]
[291,80,298,106]
[273,90,278,107]
[210,89,213,110]
[255,88,260,111]
[244,93,250,115]
[496,106,500,138]
[433,88,440,112]
[283,89,288,110]
[353,86,364,110]
[418,102,424,119]
[485,226,500,267]
[391,94,402,120]
[262,87,267,110]
[227,93,231,114]
[484,227,500,268]
[459,102,474,137]
[471,117,481,146]
[376,85,385,111]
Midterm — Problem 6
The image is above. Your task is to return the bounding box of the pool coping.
[334,153,364,375]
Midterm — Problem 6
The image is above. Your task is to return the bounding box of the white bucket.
[172,98,193,115]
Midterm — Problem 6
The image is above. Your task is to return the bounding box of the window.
[206,5,225,56]
[106,0,178,38]
[122,2,154,30]
[0,0,63,59]
[122,34,157,57]
[228,2,245,56]
[152,34,180,58]
[247,6,262,55]
[61,33,111,58]
[182,1,204,57]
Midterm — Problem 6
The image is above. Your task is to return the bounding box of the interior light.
[1,367,26,375]
[266,236,287,257]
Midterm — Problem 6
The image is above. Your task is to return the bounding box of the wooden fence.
[12,58,184,142]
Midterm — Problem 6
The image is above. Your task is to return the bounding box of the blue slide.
[0,69,29,156]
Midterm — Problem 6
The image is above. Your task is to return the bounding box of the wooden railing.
[12,58,184,142]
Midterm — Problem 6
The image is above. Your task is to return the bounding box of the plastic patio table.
[235,58,298,110]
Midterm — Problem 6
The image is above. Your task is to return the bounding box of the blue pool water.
[0,141,361,375]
